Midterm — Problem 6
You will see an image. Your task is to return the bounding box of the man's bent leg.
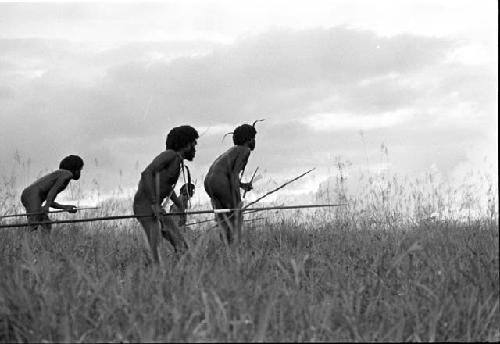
[134,201,161,264]
[233,208,243,245]
[21,194,44,232]
[145,217,161,264]
[40,213,52,234]
[161,216,188,253]
[211,199,233,245]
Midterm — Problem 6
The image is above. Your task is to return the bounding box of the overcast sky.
[0,0,497,204]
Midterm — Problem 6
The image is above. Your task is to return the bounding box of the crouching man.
[133,125,198,264]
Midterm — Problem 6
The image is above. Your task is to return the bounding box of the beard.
[249,140,255,151]
[184,146,196,161]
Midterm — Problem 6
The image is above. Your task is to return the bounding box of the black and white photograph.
[0,0,498,342]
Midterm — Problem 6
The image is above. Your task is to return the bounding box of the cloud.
[91,27,454,127]
[0,26,496,197]
[303,110,414,131]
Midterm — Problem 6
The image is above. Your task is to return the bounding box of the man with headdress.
[20,155,84,233]
[133,125,198,264]
[204,121,261,245]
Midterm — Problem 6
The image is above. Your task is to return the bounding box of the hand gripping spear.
[243,166,259,199]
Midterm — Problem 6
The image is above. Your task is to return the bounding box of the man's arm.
[49,202,66,209]
[142,150,177,204]
[231,148,251,205]
[42,174,72,211]
[169,191,184,210]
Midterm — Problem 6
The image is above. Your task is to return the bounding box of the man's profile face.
[248,138,256,151]
[184,140,197,161]
[72,169,81,180]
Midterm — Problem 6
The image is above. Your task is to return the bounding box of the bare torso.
[207,146,250,179]
[22,169,73,202]
[135,150,182,203]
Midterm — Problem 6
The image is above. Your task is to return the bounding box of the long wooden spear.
[205,167,318,231]
[243,168,316,210]
[185,216,264,227]
[0,203,345,229]
[0,207,99,219]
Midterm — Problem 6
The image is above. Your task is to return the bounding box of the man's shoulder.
[54,169,73,180]
[230,145,250,155]
[28,169,71,189]
[234,145,251,156]
[157,149,180,161]
[150,150,180,166]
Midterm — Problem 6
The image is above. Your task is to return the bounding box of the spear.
[243,166,259,199]
[205,168,318,231]
[0,203,345,229]
[185,216,264,227]
[243,168,316,210]
[0,206,100,219]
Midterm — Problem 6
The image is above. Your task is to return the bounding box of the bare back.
[207,146,251,179]
[22,169,73,202]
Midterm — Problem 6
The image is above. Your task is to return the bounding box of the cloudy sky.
[0,0,497,204]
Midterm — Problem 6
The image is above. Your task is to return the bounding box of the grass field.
[1,216,498,342]
[0,163,499,342]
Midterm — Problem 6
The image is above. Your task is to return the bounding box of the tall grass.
[0,153,498,342]
[0,218,498,342]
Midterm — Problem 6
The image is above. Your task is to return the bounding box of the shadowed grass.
[1,218,498,342]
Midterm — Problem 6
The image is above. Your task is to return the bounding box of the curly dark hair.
[233,124,256,145]
[165,125,199,151]
[59,155,84,171]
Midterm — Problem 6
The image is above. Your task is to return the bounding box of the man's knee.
[139,219,158,244]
